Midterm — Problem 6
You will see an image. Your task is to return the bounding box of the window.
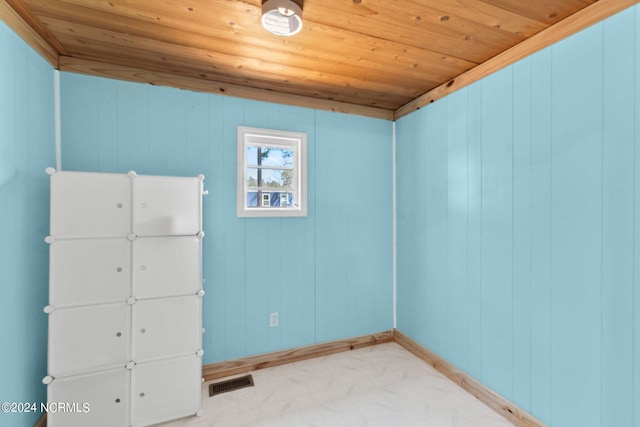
[237,126,307,217]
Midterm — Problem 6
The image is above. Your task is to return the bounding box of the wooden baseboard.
[33,413,46,427]
[393,330,547,427]
[202,330,394,381]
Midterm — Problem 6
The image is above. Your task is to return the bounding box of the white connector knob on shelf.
[126,361,136,370]
[196,409,204,417]
[127,297,137,305]
[42,375,53,385]
[127,171,137,178]
[44,236,55,244]
[43,305,54,314]
[197,289,205,298]
[197,231,205,239]
[196,349,204,357]
[45,167,56,176]
[127,233,137,241]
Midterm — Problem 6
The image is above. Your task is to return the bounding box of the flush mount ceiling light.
[261,0,303,36]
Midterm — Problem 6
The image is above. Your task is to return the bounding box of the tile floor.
[153,342,514,427]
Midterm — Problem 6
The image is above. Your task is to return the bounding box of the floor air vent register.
[209,375,255,396]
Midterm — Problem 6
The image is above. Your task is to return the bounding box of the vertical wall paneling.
[185,92,210,174]
[220,96,247,360]
[480,66,514,396]
[243,216,270,356]
[97,78,119,171]
[203,94,226,363]
[395,5,640,426]
[634,6,640,426]
[61,76,100,170]
[446,89,468,370]
[424,101,449,354]
[395,109,428,340]
[116,81,151,173]
[511,58,533,410]
[465,83,483,379]
[529,48,553,423]
[278,105,316,352]
[0,21,54,427]
[148,87,187,176]
[314,111,393,342]
[59,73,394,363]
[602,9,635,427]
[550,25,603,427]
[54,70,61,170]
[313,113,348,342]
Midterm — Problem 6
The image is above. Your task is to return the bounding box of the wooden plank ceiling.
[2,0,636,119]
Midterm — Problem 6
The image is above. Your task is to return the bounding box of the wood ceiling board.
[53,32,415,110]
[395,0,640,118]
[394,0,550,35]
[0,0,57,65]
[306,0,529,63]
[46,20,425,109]
[46,0,479,77]
[4,0,630,119]
[40,15,440,94]
[17,0,490,105]
[58,55,395,120]
[27,0,476,85]
[477,0,597,23]
[32,2,466,108]
[5,0,67,54]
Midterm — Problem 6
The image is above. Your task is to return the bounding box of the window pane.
[245,191,293,208]
[246,168,292,188]
[246,146,293,167]
[246,191,294,208]
[247,191,258,207]
[246,168,258,187]
[262,147,293,167]
[246,146,259,166]
[262,169,292,188]
[278,192,293,207]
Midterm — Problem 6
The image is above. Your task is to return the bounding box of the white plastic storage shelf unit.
[42,169,207,427]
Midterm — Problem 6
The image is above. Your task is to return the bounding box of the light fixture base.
[262,0,303,37]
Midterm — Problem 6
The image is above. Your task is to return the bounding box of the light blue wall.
[59,74,394,363]
[396,5,640,427]
[0,21,54,427]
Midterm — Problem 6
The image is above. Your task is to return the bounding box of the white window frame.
[237,126,307,217]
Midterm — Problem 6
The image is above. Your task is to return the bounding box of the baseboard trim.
[393,330,548,427]
[202,330,394,381]
[33,413,46,427]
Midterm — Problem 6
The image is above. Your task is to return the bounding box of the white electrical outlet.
[269,312,279,327]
